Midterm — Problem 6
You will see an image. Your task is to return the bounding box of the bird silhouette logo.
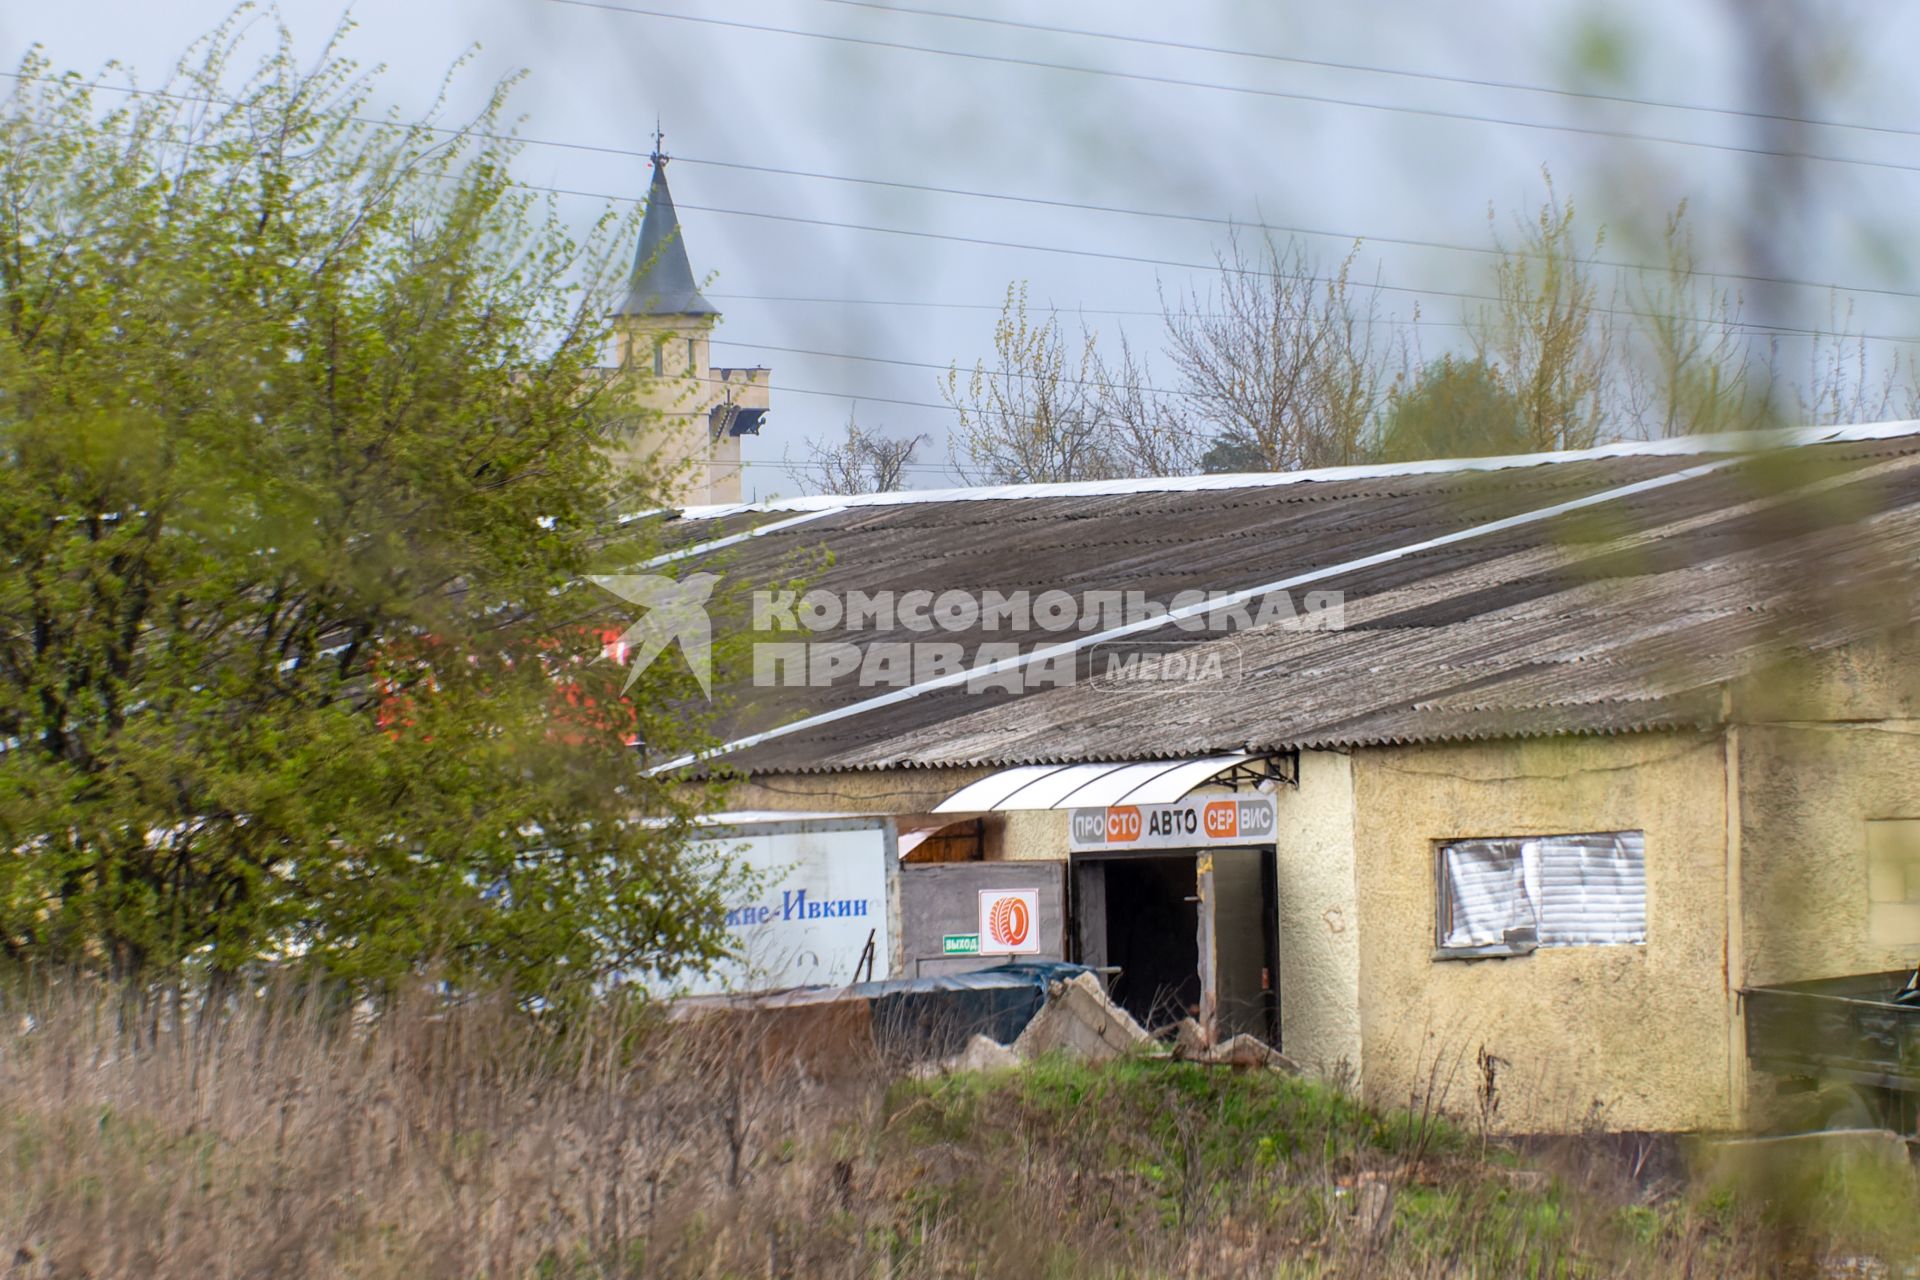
[586,572,719,697]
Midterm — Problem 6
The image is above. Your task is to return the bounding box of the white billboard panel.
[660,820,894,996]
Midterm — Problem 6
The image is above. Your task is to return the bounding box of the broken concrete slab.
[1169,1020,1299,1073]
[1207,1034,1301,1073]
[1011,972,1151,1063]
[954,1033,1020,1073]
[911,1032,1024,1078]
[1171,1017,1209,1060]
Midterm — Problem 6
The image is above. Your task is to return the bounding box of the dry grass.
[0,980,1908,1278]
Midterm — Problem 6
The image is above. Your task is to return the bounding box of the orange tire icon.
[989,895,1030,948]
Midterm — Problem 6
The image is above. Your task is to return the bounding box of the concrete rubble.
[1172,1017,1300,1072]
[1010,972,1153,1063]
[923,972,1294,1075]
[920,971,1152,1072]
[954,1032,1021,1072]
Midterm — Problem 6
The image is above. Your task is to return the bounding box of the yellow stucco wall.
[1349,732,1737,1133]
[1274,749,1363,1080]
[1733,631,1920,988]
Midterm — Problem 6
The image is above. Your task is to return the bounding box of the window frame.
[1432,830,1647,961]
[1865,817,1920,949]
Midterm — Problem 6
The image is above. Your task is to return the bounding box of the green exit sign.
[942,933,980,955]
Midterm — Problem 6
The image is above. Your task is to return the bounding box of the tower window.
[653,338,665,376]
[687,337,697,374]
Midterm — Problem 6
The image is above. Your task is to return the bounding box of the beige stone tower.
[609,133,769,507]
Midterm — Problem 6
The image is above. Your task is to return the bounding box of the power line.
[716,336,1199,399]
[811,0,1920,143]
[708,291,1484,331]
[669,152,1920,306]
[773,385,950,411]
[728,457,955,474]
[12,70,1919,343]
[64,53,1887,304]
[662,196,1920,343]
[412,171,1920,343]
[711,291,1143,316]
[16,67,1920,318]
[546,0,1920,179]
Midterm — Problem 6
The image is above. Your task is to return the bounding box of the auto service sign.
[1068,794,1277,852]
[977,888,1041,955]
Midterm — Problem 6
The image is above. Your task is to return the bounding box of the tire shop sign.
[1068,794,1277,852]
[977,888,1041,955]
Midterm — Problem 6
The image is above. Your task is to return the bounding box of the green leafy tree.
[1471,175,1614,452]
[1198,429,1269,474]
[1376,357,1528,462]
[0,29,745,999]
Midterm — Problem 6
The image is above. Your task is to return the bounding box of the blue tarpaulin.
[857,961,1093,1056]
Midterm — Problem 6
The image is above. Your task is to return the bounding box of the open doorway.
[1074,848,1276,1040]
[1098,855,1201,1028]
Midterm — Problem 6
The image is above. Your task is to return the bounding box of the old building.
[608,133,768,506]
[643,422,1920,1132]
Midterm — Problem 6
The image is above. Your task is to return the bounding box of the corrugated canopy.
[932,754,1254,813]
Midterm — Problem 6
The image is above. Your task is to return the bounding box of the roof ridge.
[675,418,1920,522]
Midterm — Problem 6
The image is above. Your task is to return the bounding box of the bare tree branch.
[943,282,1113,484]
[783,411,927,496]
[1161,234,1384,472]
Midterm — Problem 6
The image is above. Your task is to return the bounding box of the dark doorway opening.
[1098,855,1201,1029]
[1073,848,1279,1042]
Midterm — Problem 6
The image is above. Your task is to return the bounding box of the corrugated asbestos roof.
[646,424,1920,774]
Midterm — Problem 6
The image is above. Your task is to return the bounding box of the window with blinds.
[1436,832,1646,956]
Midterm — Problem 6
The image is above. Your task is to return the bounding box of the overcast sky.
[8,1,1920,496]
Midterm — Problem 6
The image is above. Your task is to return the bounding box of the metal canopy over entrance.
[931,753,1287,814]
[927,752,1293,1044]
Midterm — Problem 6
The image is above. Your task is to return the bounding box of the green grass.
[0,987,1909,1278]
[874,1054,1914,1277]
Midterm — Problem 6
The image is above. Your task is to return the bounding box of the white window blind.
[1439,839,1533,949]
[1439,832,1646,953]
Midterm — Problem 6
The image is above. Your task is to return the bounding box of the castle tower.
[610,131,768,507]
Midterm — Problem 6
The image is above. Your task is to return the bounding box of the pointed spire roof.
[614,128,718,319]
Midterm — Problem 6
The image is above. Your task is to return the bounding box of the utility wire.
[669,152,1920,306]
[709,291,1160,317]
[771,385,949,411]
[16,67,1920,321]
[662,196,1920,343]
[546,0,1920,178]
[811,0,1920,143]
[11,70,1920,343]
[716,337,1194,399]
